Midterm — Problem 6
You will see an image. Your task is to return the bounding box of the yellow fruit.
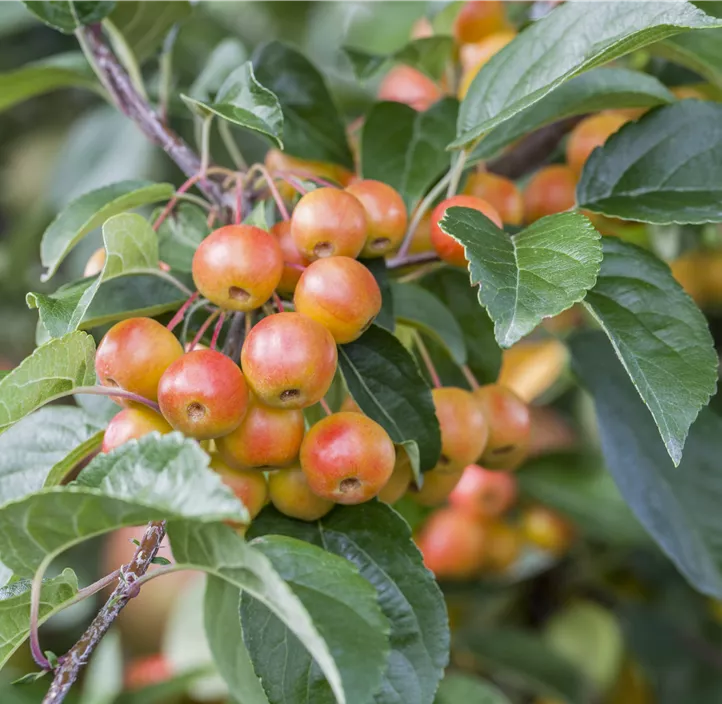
[498,339,569,403]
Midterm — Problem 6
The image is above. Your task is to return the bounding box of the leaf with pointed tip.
[22,1,116,33]
[583,238,716,465]
[452,1,722,148]
[440,208,601,348]
[361,99,458,210]
[338,325,441,475]
[577,100,722,224]
[253,41,353,169]
[469,67,674,164]
[0,406,103,503]
[40,180,173,281]
[249,502,449,704]
[391,282,466,365]
[0,568,78,669]
[0,433,247,578]
[0,332,95,435]
[182,62,283,148]
[29,212,160,338]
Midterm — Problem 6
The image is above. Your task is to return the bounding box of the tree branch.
[79,24,230,209]
[43,521,168,704]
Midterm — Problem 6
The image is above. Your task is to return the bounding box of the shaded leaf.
[391,282,466,365]
[155,203,209,273]
[583,237,716,464]
[435,674,511,704]
[440,208,601,348]
[241,534,389,704]
[453,1,722,148]
[189,38,247,101]
[182,62,283,148]
[22,1,116,33]
[420,268,500,385]
[361,99,457,210]
[29,212,160,338]
[577,100,722,224]
[572,331,722,598]
[253,41,353,169]
[470,67,674,163]
[361,258,394,332]
[250,502,449,704]
[0,332,95,435]
[0,433,247,577]
[656,28,722,90]
[338,325,441,474]
[40,179,173,281]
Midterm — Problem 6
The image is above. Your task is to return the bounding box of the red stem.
[188,309,221,351]
[319,398,332,416]
[210,312,226,350]
[415,334,441,389]
[166,291,199,332]
[273,292,285,313]
[256,165,290,221]
[235,176,243,225]
[461,364,480,391]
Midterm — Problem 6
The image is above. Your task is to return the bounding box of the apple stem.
[235,175,244,225]
[188,309,222,351]
[73,386,160,414]
[413,332,441,389]
[167,291,200,333]
[273,292,285,313]
[461,364,480,391]
[320,398,333,416]
[210,312,226,350]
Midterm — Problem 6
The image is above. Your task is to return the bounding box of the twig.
[386,251,439,269]
[43,522,167,703]
[79,25,230,209]
[73,386,160,413]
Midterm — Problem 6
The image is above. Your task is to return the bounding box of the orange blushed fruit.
[378,448,413,504]
[209,453,268,520]
[523,165,577,224]
[453,1,510,44]
[566,112,629,176]
[268,466,334,521]
[463,172,523,225]
[448,464,517,519]
[432,387,489,468]
[102,407,173,453]
[271,220,310,295]
[378,65,443,112]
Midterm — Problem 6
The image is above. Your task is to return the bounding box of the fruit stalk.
[43,521,168,704]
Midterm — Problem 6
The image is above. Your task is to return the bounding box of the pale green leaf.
[440,208,601,347]
[22,1,116,33]
[435,674,511,704]
[345,36,454,80]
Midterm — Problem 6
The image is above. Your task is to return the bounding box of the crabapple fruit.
[453,0,510,44]
[417,507,486,580]
[378,449,413,504]
[83,247,106,277]
[300,412,395,504]
[463,172,523,225]
[484,520,521,573]
[268,466,334,521]
[209,453,268,520]
[432,387,489,468]
[271,220,310,295]
[521,505,574,554]
[294,256,381,344]
[102,407,172,453]
[474,384,531,469]
[566,112,629,176]
[523,165,576,224]
[191,224,283,311]
[449,464,517,519]
[240,312,337,409]
[215,396,304,469]
[157,349,249,439]
[95,317,184,403]
[458,31,516,98]
[377,65,442,112]
[291,187,367,259]
[345,180,408,256]
[408,465,464,507]
[430,195,502,267]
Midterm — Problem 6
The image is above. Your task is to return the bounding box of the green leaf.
[249,503,449,704]
[40,179,173,281]
[544,602,623,693]
[22,1,116,33]
[361,99,458,210]
[189,38,247,101]
[29,212,160,338]
[108,1,191,63]
[656,28,722,90]
[0,433,247,578]
[168,521,365,704]
[182,62,283,148]
[345,36,454,80]
[452,1,722,148]
[420,269,500,385]
[241,534,389,704]
[572,332,722,599]
[155,203,209,273]
[435,674,511,704]
[455,628,589,704]
[0,407,103,503]
[338,325,441,474]
[0,52,99,114]
[469,67,674,163]
[253,41,353,169]
[0,569,78,669]
[583,238,716,465]
[577,100,722,224]
[391,282,466,365]
[517,454,647,546]
[360,258,394,332]
[440,208,601,348]
[0,332,95,436]
[204,577,269,704]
